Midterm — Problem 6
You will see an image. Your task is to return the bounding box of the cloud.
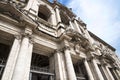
[66,0,120,56]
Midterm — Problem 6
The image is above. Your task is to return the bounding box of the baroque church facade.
[0,0,120,80]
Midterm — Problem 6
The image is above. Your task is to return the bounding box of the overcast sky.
[54,0,120,57]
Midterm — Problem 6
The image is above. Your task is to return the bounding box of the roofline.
[88,31,116,51]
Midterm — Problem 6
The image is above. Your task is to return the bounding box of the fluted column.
[74,19,82,33]
[64,47,77,80]
[92,59,104,80]
[1,36,21,80]
[54,50,64,80]
[12,34,33,80]
[84,59,94,80]
[55,6,61,23]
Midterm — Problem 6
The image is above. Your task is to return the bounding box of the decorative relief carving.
[63,27,95,55]
[74,43,85,54]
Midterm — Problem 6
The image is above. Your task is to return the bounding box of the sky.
[52,0,120,57]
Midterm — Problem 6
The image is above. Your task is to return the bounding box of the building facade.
[0,0,120,80]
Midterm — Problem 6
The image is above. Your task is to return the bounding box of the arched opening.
[38,5,51,22]
[60,11,69,26]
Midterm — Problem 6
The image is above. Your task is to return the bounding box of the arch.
[38,5,51,21]
[60,11,70,25]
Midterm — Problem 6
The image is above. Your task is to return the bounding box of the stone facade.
[0,0,120,80]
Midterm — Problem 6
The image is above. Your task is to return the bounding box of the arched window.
[38,5,51,22]
[60,11,69,25]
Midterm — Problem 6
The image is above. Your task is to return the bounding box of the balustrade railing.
[31,66,49,73]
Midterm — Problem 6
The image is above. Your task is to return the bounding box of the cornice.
[89,31,116,51]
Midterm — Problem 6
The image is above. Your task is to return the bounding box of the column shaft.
[101,66,111,80]
[84,59,94,80]
[12,36,33,80]
[64,48,77,80]
[55,51,64,80]
[60,53,67,80]
[92,59,104,80]
[24,42,33,80]
[115,69,120,79]
[105,66,115,80]
[112,69,120,80]
[2,37,21,80]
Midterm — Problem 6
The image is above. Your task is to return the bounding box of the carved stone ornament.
[74,43,85,54]
[64,27,94,52]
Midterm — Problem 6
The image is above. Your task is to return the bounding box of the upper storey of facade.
[0,0,117,59]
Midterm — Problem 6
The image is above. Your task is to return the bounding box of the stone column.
[24,40,33,80]
[54,50,64,80]
[92,59,104,80]
[60,52,67,80]
[115,69,120,79]
[12,34,33,80]
[83,59,94,80]
[112,68,120,80]
[105,66,115,80]
[74,19,82,33]
[69,21,74,29]
[55,6,61,23]
[100,64,111,80]
[1,36,21,80]
[64,47,77,80]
